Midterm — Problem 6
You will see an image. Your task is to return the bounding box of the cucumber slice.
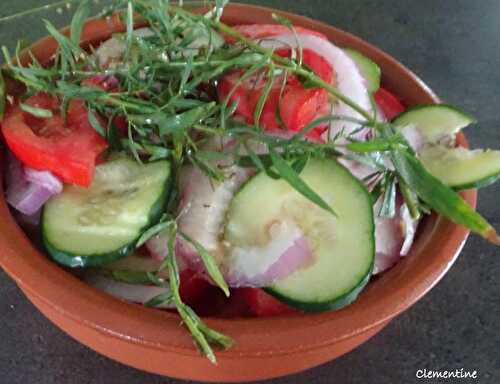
[393,104,476,143]
[43,157,171,268]
[420,146,500,190]
[224,158,374,312]
[345,48,381,93]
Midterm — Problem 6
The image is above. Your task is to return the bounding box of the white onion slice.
[259,33,372,141]
[85,274,173,308]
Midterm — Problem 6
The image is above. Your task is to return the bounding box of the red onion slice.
[176,138,256,271]
[5,154,63,215]
[225,222,313,288]
[145,232,189,272]
[24,168,63,194]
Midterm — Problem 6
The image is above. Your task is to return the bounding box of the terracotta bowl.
[0,3,475,382]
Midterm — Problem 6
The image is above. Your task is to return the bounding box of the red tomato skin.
[219,46,334,134]
[248,87,282,130]
[279,87,328,132]
[240,288,296,316]
[179,270,211,306]
[274,48,334,84]
[374,87,406,121]
[2,93,108,186]
[113,115,129,135]
[217,70,255,123]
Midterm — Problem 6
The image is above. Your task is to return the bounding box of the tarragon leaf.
[180,231,229,297]
[269,150,337,216]
[20,103,53,118]
[70,0,91,46]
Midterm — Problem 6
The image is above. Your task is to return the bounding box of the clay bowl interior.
[0,3,475,382]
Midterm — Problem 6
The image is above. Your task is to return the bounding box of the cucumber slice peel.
[43,158,172,268]
[393,104,476,143]
[420,146,500,190]
[345,48,381,93]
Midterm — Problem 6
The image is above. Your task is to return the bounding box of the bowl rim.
[0,2,475,359]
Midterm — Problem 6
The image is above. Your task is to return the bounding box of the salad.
[1,0,499,363]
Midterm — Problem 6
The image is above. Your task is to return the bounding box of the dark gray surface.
[0,1,499,383]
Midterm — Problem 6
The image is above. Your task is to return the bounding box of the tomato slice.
[374,87,406,121]
[219,44,334,138]
[274,48,334,84]
[179,270,211,307]
[2,93,108,186]
[218,70,255,123]
[248,87,281,129]
[239,288,296,316]
[279,86,328,132]
[81,75,119,91]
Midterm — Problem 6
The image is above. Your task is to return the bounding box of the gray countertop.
[0,1,499,383]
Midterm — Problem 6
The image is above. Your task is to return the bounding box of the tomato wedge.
[248,87,281,129]
[218,46,334,140]
[218,70,256,123]
[274,48,334,85]
[2,93,108,186]
[179,270,212,307]
[279,86,328,132]
[239,288,296,316]
[374,87,406,121]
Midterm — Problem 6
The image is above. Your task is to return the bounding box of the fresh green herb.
[136,219,172,247]
[253,65,276,129]
[20,103,53,118]
[0,70,6,120]
[347,138,393,153]
[70,0,91,47]
[158,103,216,135]
[87,108,106,137]
[162,223,233,363]
[398,178,422,220]
[390,146,499,243]
[98,269,158,285]
[179,231,230,297]
[124,1,134,61]
[269,149,337,216]
[43,19,83,73]
[272,13,303,66]
[145,291,174,307]
[378,172,397,218]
